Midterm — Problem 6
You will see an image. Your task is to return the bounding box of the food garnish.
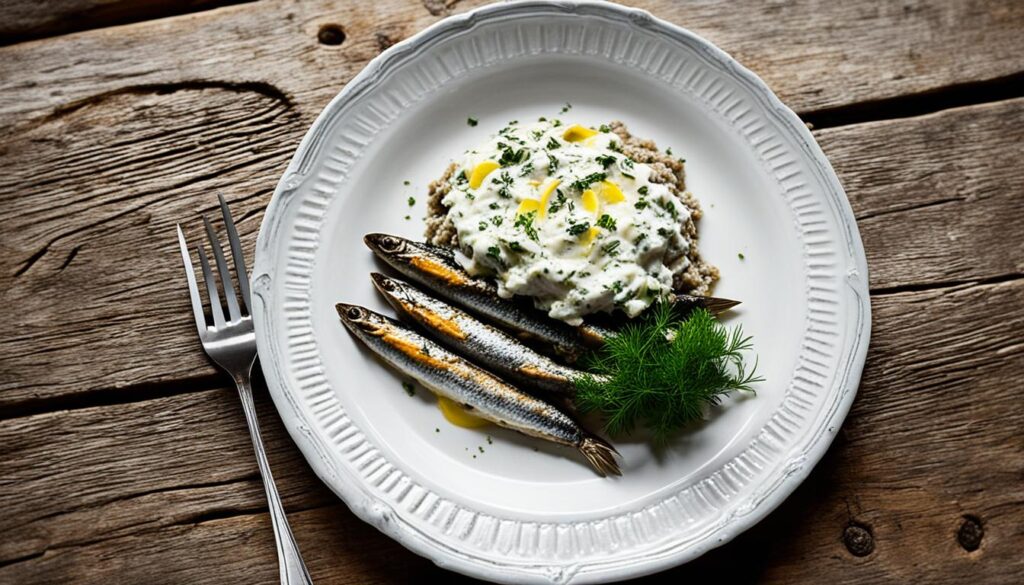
[574,303,761,445]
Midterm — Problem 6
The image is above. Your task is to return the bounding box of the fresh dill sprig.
[573,303,762,445]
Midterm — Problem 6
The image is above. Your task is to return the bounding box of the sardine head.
[335,303,386,335]
[369,272,403,295]
[364,233,406,257]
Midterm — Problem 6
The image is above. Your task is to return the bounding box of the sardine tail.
[674,293,741,315]
[702,295,741,314]
[579,435,622,477]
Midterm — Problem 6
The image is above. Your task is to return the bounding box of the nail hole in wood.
[843,523,874,557]
[318,24,346,46]
[957,515,983,552]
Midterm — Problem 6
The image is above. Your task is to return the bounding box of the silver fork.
[176,195,314,585]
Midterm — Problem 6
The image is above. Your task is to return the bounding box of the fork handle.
[235,373,315,585]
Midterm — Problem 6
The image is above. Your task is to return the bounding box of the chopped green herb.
[538,116,547,122]
[498,145,528,167]
[403,180,411,186]
[546,152,559,174]
[560,102,572,114]
[404,215,411,220]
[596,154,617,169]
[571,172,607,192]
[546,137,561,150]
[519,162,534,177]
[478,446,485,453]
[489,202,499,210]
[638,186,649,195]
[493,171,514,198]
[567,222,591,236]
[490,216,503,227]
[604,280,624,294]
[596,214,617,231]
[478,221,488,231]
[486,436,493,445]
[599,124,611,132]
[601,240,621,256]
[738,252,745,260]
[608,140,621,153]
[666,147,673,155]
[548,189,567,214]
[507,240,526,253]
[407,196,416,207]
[435,428,440,433]
[486,246,503,267]
[514,211,539,241]
[467,117,478,127]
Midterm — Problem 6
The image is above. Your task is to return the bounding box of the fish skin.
[364,233,589,362]
[370,272,596,397]
[336,302,621,477]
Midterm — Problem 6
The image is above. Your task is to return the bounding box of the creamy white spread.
[442,119,692,325]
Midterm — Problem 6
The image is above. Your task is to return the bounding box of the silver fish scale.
[345,312,583,446]
[378,275,583,394]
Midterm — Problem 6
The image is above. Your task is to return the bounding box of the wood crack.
[43,79,295,124]
[803,71,1024,130]
[869,272,1024,297]
[855,196,966,222]
[0,375,225,422]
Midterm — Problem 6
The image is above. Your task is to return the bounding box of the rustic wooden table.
[2,1,1022,583]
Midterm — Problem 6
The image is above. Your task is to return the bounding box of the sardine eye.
[346,307,363,320]
[380,236,402,252]
[380,279,396,291]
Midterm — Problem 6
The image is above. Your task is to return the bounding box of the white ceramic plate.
[252,1,870,582]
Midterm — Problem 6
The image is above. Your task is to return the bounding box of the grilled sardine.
[371,272,600,397]
[336,303,621,477]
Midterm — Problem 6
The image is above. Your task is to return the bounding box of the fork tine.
[203,215,241,322]
[219,194,252,314]
[176,225,209,338]
[197,243,227,329]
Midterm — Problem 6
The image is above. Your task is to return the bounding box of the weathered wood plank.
[816,100,1024,289]
[0,0,245,46]
[1,0,1022,121]
[2,278,1020,583]
[3,91,1023,409]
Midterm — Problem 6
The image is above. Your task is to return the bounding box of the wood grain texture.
[3,91,1023,410]
[1,0,1023,120]
[1,1,1023,582]
[0,0,246,46]
[2,279,1020,583]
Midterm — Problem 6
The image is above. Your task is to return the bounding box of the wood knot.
[843,523,874,557]
[318,24,346,46]
[957,516,983,552]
